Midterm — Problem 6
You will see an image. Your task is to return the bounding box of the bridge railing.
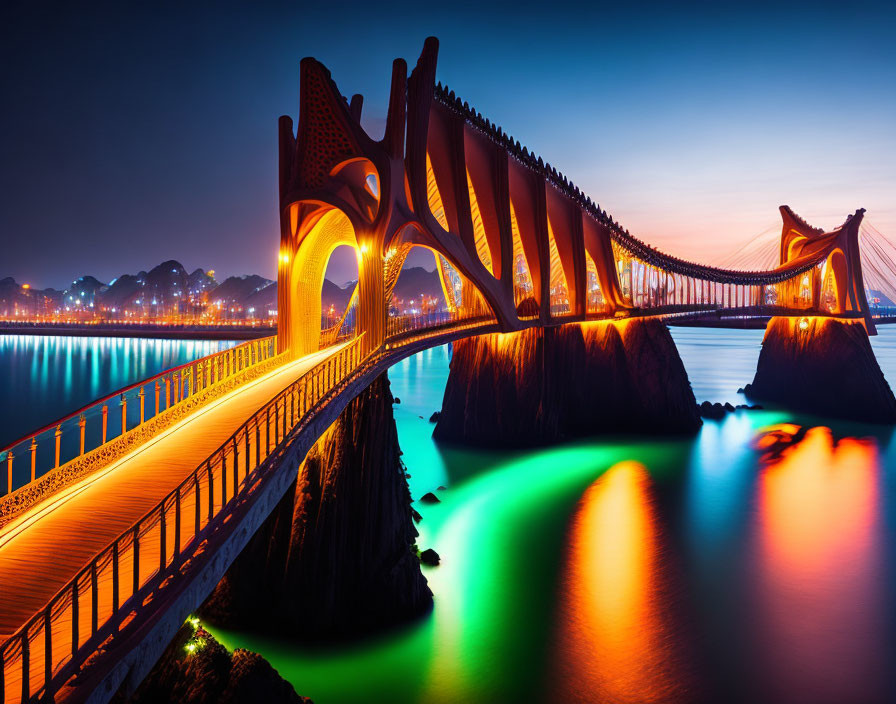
[319,324,356,350]
[0,335,366,704]
[386,309,495,340]
[385,313,497,351]
[0,336,277,519]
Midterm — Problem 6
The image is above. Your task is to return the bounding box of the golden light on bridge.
[798,316,810,331]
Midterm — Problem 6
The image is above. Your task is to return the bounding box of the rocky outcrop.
[746,316,896,423]
[202,374,431,640]
[698,400,762,420]
[433,318,700,447]
[420,549,440,566]
[121,623,308,704]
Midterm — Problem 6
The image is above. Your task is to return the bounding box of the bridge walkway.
[0,346,338,641]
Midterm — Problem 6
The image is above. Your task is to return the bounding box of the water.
[0,335,237,449]
[7,329,896,702]
[205,326,896,704]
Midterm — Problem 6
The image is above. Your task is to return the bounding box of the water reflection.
[552,462,685,703]
[0,334,236,448]
[750,425,887,703]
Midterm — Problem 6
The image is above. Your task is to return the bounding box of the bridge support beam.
[744,316,896,423]
[201,373,431,639]
[433,318,701,446]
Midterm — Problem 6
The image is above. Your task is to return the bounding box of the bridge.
[0,37,891,703]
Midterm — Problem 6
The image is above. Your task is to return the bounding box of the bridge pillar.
[744,316,896,423]
[433,319,701,446]
[355,228,387,357]
[201,373,431,638]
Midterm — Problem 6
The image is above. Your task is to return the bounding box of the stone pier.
[202,373,431,640]
[745,316,896,423]
[433,318,701,447]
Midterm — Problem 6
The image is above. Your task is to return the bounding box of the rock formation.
[746,316,896,423]
[120,623,309,704]
[698,401,761,420]
[202,373,431,640]
[433,318,700,446]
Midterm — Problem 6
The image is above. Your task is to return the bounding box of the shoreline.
[5,317,891,341]
[0,323,276,340]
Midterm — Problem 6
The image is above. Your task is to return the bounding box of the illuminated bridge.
[0,38,891,703]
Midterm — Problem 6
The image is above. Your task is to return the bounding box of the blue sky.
[2,0,894,286]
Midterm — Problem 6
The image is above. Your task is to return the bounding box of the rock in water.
[699,401,727,420]
[202,374,431,640]
[120,624,309,704]
[433,319,700,446]
[587,318,701,435]
[747,317,896,423]
[420,548,440,566]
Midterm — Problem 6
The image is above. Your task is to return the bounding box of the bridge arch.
[820,248,849,314]
[382,231,494,338]
[283,204,360,356]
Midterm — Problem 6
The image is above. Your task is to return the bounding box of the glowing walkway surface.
[0,347,337,641]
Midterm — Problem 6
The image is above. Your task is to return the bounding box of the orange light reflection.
[552,462,684,703]
[753,426,885,703]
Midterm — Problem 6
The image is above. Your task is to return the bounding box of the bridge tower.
[276,39,636,360]
[276,53,407,358]
[778,205,874,332]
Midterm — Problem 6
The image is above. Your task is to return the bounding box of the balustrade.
[0,337,277,501]
[0,335,364,704]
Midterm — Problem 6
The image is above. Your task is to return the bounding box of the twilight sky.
[1,0,894,288]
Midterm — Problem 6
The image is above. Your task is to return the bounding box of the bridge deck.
[0,347,336,640]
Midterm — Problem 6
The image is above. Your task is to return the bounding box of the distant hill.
[391,267,443,306]
[321,279,354,313]
[209,275,274,310]
[0,277,60,317]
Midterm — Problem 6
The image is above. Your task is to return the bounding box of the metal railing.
[385,313,497,350]
[386,309,491,340]
[0,337,276,505]
[0,335,365,704]
[319,323,356,350]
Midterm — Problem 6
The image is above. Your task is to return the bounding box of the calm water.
[0,335,236,448]
[7,329,896,703]
[210,326,896,704]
